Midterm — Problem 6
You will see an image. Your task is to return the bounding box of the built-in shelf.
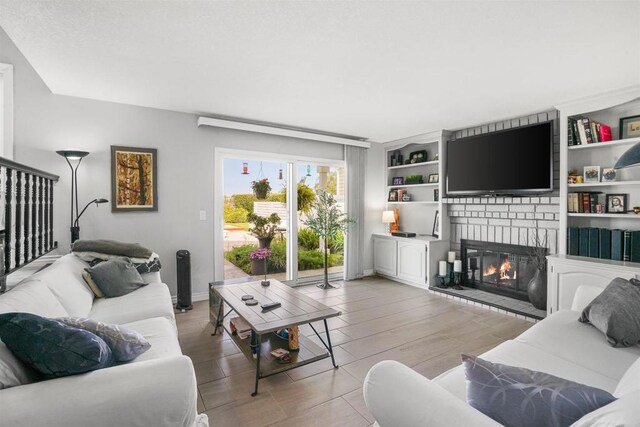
[387,160,439,170]
[568,213,640,219]
[568,136,640,151]
[568,180,640,188]
[387,201,438,205]
[386,183,439,190]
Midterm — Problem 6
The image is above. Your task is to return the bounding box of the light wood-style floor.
[175,276,533,427]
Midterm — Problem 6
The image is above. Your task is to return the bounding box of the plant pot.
[254,188,268,200]
[251,259,266,275]
[527,269,547,310]
[257,237,273,249]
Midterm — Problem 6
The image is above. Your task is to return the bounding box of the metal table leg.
[308,320,339,369]
[252,334,261,396]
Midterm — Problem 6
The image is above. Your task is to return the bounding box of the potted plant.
[248,212,281,248]
[303,191,355,289]
[527,233,548,310]
[249,247,271,284]
[252,178,271,199]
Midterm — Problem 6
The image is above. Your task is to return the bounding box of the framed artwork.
[409,150,428,164]
[111,146,158,212]
[388,189,398,202]
[601,167,617,182]
[428,173,439,183]
[606,194,627,213]
[619,115,640,139]
[432,210,440,238]
[392,177,404,185]
[583,166,600,183]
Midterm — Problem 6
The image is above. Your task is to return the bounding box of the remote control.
[260,302,281,311]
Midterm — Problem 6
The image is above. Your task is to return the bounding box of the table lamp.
[382,210,395,234]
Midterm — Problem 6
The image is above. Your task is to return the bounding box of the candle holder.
[452,272,463,290]
[436,275,448,288]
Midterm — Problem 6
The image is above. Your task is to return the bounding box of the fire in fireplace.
[461,239,545,302]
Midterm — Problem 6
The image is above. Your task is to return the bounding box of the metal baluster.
[48,179,54,250]
[38,176,43,257]
[43,178,48,251]
[31,174,36,260]
[5,168,12,274]
[23,174,30,263]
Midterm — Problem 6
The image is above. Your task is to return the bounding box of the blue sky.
[224,159,319,196]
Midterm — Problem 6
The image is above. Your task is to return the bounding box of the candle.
[454,260,462,273]
[439,260,447,276]
[448,251,456,263]
[469,257,478,269]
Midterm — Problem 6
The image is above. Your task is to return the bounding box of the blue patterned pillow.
[0,312,115,378]
[462,354,615,427]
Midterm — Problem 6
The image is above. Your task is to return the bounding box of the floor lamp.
[56,150,108,243]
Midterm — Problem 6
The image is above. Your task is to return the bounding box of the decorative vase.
[527,268,547,310]
[261,259,270,286]
[251,259,266,275]
[257,237,272,249]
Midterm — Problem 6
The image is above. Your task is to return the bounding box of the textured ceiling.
[0,1,639,142]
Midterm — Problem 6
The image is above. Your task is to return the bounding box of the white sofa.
[363,285,640,426]
[0,254,205,427]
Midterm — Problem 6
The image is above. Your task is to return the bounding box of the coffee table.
[209,278,342,396]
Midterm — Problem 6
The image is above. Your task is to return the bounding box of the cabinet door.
[374,238,397,276]
[397,241,427,284]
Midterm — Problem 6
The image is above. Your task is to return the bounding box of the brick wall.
[443,110,560,254]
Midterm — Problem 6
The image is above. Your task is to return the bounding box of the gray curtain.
[345,145,366,280]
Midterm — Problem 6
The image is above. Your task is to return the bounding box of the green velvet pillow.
[0,312,115,379]
[85,257,147,298]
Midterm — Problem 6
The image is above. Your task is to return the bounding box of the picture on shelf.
[392,177,404,185]
[428,173,439,183]
[619,115,640,139]
[602,168,617,182]
[432,210,440,238]
[583,166,600,183]
[388,189,398,202]
[606,194,627,213]
[409,150,428,164]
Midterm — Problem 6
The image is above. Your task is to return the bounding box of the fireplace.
[460,239,545,301]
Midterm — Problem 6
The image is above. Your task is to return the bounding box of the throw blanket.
[72,240,152,259]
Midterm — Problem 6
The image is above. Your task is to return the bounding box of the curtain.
[344,145,366,280]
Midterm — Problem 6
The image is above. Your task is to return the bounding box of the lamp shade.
[614,142,640,169]
[382,210,396,223]
[56,150,90,160]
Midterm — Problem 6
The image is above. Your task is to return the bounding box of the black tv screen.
[446,121,553,195]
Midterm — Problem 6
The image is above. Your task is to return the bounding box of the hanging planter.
[252,178,271,199]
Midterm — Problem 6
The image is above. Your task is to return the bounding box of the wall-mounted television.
[446,121,553,196]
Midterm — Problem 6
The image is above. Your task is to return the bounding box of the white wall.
[0,26,363,298]
[363,141,385,273]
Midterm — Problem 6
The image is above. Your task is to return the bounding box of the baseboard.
[363,269,374,276]
[171,291,209,304]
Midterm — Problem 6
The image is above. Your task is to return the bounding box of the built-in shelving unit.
[556,85,640,256]
[387,183,439,190]
[387,160,439,170]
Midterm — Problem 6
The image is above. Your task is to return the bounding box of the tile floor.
[175,275,533,427]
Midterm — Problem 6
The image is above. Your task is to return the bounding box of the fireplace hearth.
[461,239,546,302]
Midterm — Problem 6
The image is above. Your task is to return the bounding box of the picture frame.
[388,189,398,202]
[583,166,600,183]
[606,194,627,214]
[428,173,439,183]
[409,150,428,164]
[619,115,640,139]
[392,177,404,185]
[601,167,617,182]
[432,210,440,238]
[111,146,158,212]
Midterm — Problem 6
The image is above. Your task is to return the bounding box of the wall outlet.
[199,210,206,221]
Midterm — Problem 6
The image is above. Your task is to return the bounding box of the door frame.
[214,147,346,284]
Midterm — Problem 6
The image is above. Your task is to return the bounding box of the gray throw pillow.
[85,258,147,298]
[579,277,640,347]
[462,354,615,427]
[57,317,151,363]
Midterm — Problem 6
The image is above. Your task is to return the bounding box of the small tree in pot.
[248,213,281,248]
[303,191,355,289]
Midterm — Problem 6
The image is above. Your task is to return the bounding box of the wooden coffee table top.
[211,279,341,334]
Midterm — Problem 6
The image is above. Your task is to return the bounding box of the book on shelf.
[568,117,612,145]
[568,227,640,262]
[567,192,603,213]
[230,316,252,339]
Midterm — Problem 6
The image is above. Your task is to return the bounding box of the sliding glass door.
[218,152,345,285]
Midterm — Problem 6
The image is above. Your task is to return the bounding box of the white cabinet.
[373,234,449,287]
[373,237,397,277]
[397,241,426,283]
[547,255,640,314]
